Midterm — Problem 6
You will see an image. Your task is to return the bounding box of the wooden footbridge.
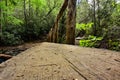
[0,42,120,80]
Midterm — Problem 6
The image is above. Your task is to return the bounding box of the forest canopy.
[0,0,120,51]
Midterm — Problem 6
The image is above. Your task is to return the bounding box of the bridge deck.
[0,42,120,80]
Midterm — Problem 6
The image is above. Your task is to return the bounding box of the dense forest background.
[0,0,120,51]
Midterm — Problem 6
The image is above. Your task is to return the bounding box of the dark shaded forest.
[0,0,120,51]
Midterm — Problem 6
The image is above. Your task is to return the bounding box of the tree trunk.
[66,0,77,45]
[36,0,39,16]
[96,0,101,36]
[97,0,100,28]
[23,0,27,27]
[4,0,8,26]
[29,0,31,16]
[93,0,97,36]
[0,1,2,40]
[53,0,68,43]
[47,28,53,42]
[47,0,68,42]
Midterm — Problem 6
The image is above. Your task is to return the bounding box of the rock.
[75,37,85,45]
[0,54,12,59]
[114,59,120,62]
[106,67,111,70]
[75,37,84,40]
[0,54,12,63]
[0,77,3,80]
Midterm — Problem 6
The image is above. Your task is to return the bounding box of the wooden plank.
[0,42,120,80]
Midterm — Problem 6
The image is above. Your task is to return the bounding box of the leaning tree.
[47,0,77,45]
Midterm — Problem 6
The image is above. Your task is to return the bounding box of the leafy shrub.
[76,23,93,31]
[76,22,93,36]
[79,35,103,47]
[79,35,120,51]
[1,32,23,46]
[1,23,25,46]
[107,26,120,40]
[100,26,120,51]
[108,40,120,51]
